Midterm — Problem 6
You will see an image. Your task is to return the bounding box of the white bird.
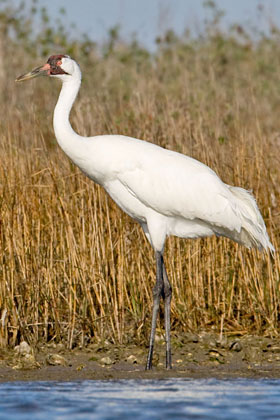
[16,55,274,370]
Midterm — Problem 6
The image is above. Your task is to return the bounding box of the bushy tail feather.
[228,186,275,254]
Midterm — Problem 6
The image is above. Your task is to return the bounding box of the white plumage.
[16,55,274,370]
[72,133,272,253]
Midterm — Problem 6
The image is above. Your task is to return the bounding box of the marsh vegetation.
[0,1,279,350]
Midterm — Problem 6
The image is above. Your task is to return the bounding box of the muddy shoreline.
[1,333,280,382]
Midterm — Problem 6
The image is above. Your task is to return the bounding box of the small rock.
[100,356,114,365]
[46,354,67,366]
[12,353,40,370]
[126,355,138,364]
[208,349,225,364]
[230,341,242,352]
[208,349,224,357]
[14,341,31,356]
[12,341,39,370]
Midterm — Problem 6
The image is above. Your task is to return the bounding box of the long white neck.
[53,76,85,162]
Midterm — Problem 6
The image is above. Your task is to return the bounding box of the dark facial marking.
[47,54,69,75]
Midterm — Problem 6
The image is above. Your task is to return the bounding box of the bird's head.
[16,54,81,83]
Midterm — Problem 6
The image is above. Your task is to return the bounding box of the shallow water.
[0,378,280,420]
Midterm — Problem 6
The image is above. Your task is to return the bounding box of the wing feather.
[112,140,242,231]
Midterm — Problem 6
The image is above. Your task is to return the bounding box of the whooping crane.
[16,55,274,370]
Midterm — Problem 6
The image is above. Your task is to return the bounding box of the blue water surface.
[0,378,279,420]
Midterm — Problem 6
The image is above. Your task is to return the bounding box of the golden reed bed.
[0,16,279,349]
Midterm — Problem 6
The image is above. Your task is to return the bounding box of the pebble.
[14,341,31,356]
[209,349,224,357]
[12,353,40,370]
[46,354,68,366]
[230,341,242,352]
[100,356,114,365]
[208,349,225,363]
[126,355,138,364]
[12,341,40,370]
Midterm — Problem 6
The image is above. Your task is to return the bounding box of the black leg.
[146,251,164,370]
[146,252,173,370]
[163,262,172,369]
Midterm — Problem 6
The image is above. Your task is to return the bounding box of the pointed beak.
[15,63,50,82]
